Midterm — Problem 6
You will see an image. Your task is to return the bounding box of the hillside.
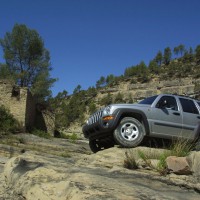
[54,51,200,134]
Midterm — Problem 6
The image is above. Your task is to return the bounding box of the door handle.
[173,112,180,116]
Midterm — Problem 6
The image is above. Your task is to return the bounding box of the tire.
[89,139,102,153]
[113,117,145,148]
[89,138,115,153]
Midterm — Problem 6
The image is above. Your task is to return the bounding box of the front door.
[149,95,182,139]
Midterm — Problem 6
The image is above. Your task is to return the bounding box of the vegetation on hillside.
[0,24,200,131]
[48,44,200,129]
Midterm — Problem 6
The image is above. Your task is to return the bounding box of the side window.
[156,96,178,111]
[179,98,199,114]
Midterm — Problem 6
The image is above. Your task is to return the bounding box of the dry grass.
[124,149,138,169]
[124,138,195,175]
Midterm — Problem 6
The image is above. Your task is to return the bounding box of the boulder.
[166,156,192,175]
[187,151,200,177]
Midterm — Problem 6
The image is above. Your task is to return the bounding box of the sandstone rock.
[166,156,192,175]
[187,151,200,177]
[2,151,200,200]
[1,135,200,199]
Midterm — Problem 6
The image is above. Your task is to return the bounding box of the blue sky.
[0,0,200,95]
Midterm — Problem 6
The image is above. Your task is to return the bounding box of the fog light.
[102,116,114,121]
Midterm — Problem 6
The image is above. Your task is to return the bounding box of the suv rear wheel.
[113,117,145,147]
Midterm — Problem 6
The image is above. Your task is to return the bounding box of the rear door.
[178,97,200,139]
[149,95,182,138]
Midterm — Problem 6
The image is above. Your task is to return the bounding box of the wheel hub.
[121,123,139,141]
[125,128,132,135]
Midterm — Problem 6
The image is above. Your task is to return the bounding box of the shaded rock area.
[0,134,200,199]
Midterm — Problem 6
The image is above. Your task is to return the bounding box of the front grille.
[88,110,103,125]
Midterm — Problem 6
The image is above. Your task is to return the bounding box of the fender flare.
[113,108,150,135]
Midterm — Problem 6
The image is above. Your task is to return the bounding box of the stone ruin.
[0,80,55,136]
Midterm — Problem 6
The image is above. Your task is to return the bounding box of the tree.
[0,24,56,101]
[173,44,185,58]
[137,61,149,82]
[173,46,179,57]
[87,86,97,97]
[96,76,106,88]
[183,47,194,63]
[195,45,200,63]
[0,64,16,82]
[179,44,185,56]
[148,60,160,75]
[154,51,163,66]
[56,90,68,99]
[31,70,56,102]
[106,74,115,85]
[163,47,172,65]
[73,84,81,94]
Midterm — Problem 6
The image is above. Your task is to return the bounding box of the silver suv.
[82,94,200,152]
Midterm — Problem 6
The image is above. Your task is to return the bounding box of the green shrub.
[138,150,153,168]
[18,137,26,144]
[55,132,79,142]
[0,105,19,134]
[88,101,97,114]
[60,151,71,158]
[31,129,51,139]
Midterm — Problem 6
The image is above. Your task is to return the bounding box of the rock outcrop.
[0,134,200,199]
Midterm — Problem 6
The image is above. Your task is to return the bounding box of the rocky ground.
[0,133,200,200]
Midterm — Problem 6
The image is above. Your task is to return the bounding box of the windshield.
[139,95,158,105]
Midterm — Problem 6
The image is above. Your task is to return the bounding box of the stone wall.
[0,80,35,130]
[41,110,55,136]
[0,80,56,134]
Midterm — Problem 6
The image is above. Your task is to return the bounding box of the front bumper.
[82,116,116,140]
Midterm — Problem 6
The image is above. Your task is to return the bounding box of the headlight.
[103,106,112,116]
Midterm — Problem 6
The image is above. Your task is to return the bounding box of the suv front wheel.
[113,117,145,147]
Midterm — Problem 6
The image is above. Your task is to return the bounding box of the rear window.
[179,98,199,114]
[139,95,158,105]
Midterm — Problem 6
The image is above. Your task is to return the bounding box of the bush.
[31,129,51,139]
[88,101,97,114]
[124,150,138,169]
[100,93,113,106]
[0,105,19,134]
[55,131,79,142]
